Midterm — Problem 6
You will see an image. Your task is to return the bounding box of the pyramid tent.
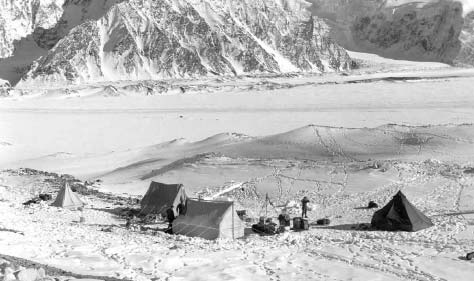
[140,181,187,216]
[371,191,433,232]
[173,199,245,240]
[51,183,84,209]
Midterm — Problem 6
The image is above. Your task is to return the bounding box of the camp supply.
[301,218,309,230]
[466,252,474,260]
[316,218,330,225]
[278,213,291,226]
[293,217,302,230]
[368,201,378,208]
[39,194,52,201]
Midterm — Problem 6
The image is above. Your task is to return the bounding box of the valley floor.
[1,58,474,280]
[1,65,474,168]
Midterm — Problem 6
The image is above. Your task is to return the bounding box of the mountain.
[0,0,124,85]
[0,0,64,59]
[0,78,10,96]
[31,0,125,50]
[308,0,474,65]
[17,0,352,86]
[456,11,474,65]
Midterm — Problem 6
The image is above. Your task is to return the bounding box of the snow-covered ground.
[1,63,474,168]
[1,161,474,281]
[1,56,474,280]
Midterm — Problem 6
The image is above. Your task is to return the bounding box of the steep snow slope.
[309,0,473,64]
[0,0,64,58]
[18,0,352,86]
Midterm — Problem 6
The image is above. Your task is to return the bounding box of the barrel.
[293,217,302,230]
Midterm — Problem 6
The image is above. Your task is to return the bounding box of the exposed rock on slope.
[309,0,472,64]
[455,11,474,65]
[19,0,352,86]
[0,0,64,58]
[32,0,125,50]
[351,1,463,63]
[0,78,11,96]
[0,0,124,85]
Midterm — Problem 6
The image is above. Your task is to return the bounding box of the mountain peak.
[17,0,352,87]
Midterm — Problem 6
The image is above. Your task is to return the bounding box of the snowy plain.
[1,52,474,281]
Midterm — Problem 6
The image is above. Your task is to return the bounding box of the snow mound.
[219,123,474,161]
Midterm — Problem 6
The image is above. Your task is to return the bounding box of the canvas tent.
[51,183,84,209]
[371,191,433,232]
[140,181,187,216]
[173,199,245,240]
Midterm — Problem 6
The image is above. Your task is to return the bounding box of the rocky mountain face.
[0,0,125,85]
[17,0,352,86]
[456,11,474,65]
[32,0,125,50]
[0,78,10,96]
[308,0,473,65]
[0,0,64,58]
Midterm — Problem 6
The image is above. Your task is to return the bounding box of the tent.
[371,191,433,232]
[172,199,245,240]
[140,181,187,216]
[51,183,84,209]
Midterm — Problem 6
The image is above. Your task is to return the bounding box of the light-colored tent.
[173,199,245,240]
[51,183,84,209]
[140,181,187,216]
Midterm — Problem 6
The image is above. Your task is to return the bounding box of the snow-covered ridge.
[17,0,352,86]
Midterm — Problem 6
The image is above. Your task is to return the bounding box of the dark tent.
[371,191,433,232]
[140,182,187,216]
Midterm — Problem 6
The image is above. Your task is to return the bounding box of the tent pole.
[232,202,235,240]
[265,193,268,219]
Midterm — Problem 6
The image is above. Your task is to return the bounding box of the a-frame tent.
[140,181,187,216]
[371,191,433,232]
[51,182,84,209]
[172,199,245,240]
